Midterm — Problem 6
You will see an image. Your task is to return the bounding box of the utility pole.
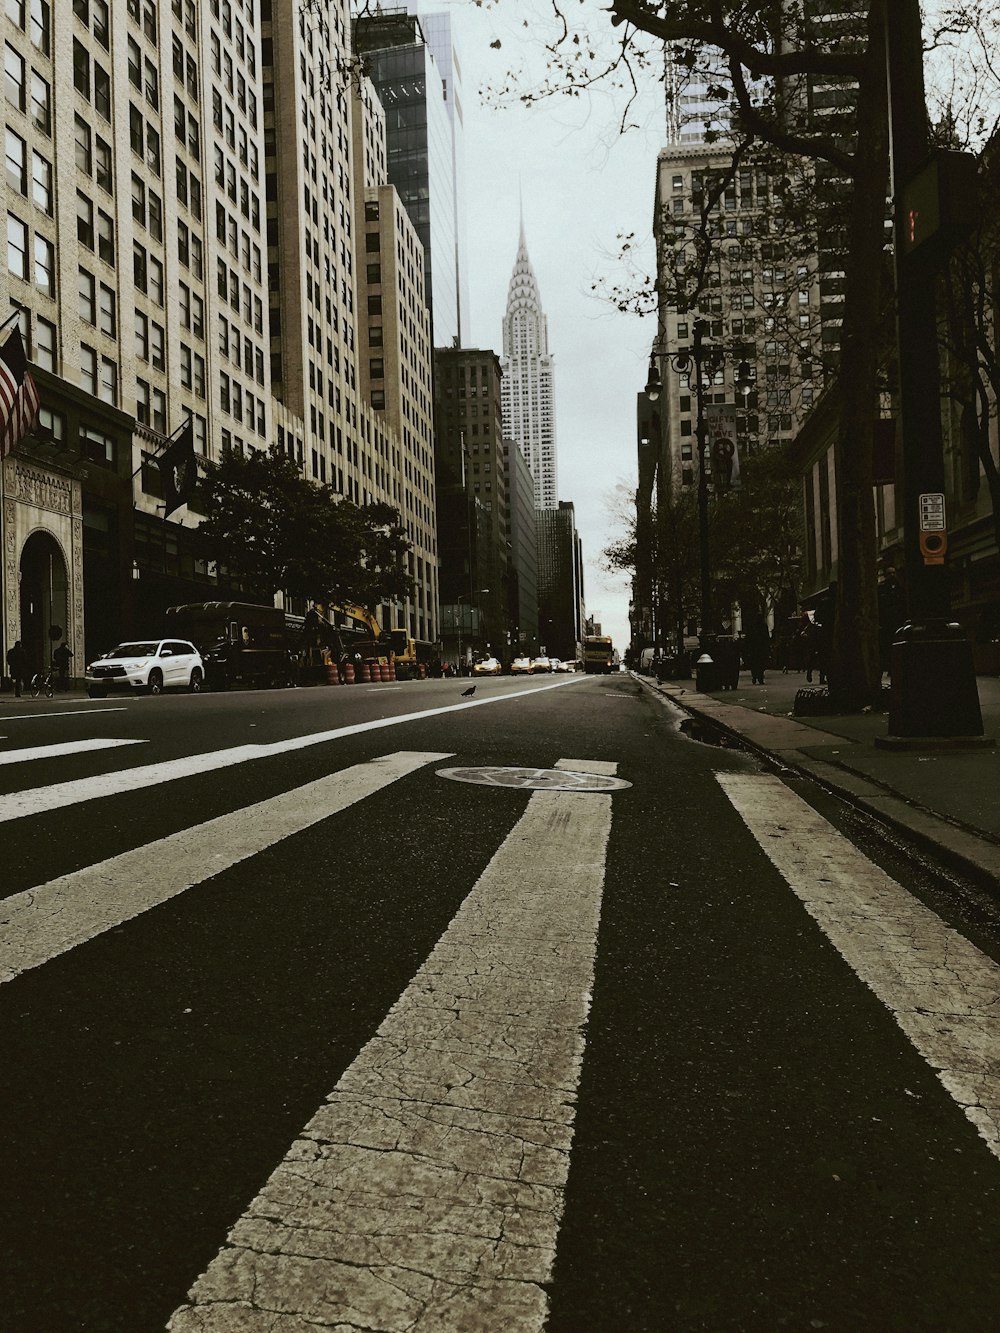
[881,0,985,744]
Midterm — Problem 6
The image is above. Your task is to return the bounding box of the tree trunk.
[827,5,889,709]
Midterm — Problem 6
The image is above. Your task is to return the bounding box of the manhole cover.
[436,766,631,792]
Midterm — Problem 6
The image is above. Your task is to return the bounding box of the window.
[76,193,94,251]
[131,173,145,225]
[72,38,89,98]
[92,0,108,46]
[33,232,53,295]
[80,344,97,395]
[75,114,92,174]
[5,129,26,195]
[34,317,55,371]
[151,386,166,432]
[29,0,48,54]
[130,104,144,156]
[7,0,25,27]
[135,311,148,359]
[7,212,27,278]
[150,320,164,369]
[29,69,49,132]
[146,123,160,174]
[98,282,115,335]
[144,55,158,108]
[127,36,141,88]
[95,136,112,192]
[97,210,113,265]
[136,377,150,423]
[93,60,110,119]
[133,241,147,292]
[5,42,25,110]
[99,355,116,404]
[78,267,95,323]
[148,190,162,240]
[148,255,163,305]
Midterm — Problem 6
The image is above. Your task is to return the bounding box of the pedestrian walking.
[743,614,771,685]
[6,639,28,697]
[52,640,73,688]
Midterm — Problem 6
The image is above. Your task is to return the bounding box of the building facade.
[352,6,462,348]
[536,501,583,663]
[1,0,440,671]
[503,434,539,655]
[433,346,509,663]
[500,219,557,510]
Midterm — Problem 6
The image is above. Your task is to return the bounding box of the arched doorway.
[19,531,68,675]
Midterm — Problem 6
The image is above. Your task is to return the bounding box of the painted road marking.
[0,708,127,721]
[0,676,583,824]
[168,759,619,1333]
[0,738,146,766]
[719,771,1000,1161]
[0,751,451,986]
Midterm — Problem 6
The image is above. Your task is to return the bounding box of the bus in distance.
[582,634,615,674]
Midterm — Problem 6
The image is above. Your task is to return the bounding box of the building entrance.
[19,531,68,675]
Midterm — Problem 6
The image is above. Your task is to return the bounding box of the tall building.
[536,501,583,662]
[352,5,463,347]
[500,219,557,510]
[1,1,439,667]
[504,435,539,655]
[433,346,509,662]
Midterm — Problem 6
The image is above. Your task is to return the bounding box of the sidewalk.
[639,668,1000,888]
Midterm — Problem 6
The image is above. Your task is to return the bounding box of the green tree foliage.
[196,446,413,610]
[711,448,802,616]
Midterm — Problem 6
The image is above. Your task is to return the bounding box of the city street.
[4,672,1000,1332]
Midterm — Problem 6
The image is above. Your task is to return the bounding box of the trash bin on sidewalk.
[695,652,718,692]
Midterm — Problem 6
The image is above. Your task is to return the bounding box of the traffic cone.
[360,661,371,683]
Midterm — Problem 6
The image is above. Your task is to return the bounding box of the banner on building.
[705,406,740,491]
[156,416,198,517]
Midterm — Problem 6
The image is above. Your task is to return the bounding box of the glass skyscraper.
[353,7,463,348]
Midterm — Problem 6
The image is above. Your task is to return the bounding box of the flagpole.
[129,412,192,481]
[0,306,24,340]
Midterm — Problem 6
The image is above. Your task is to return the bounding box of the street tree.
[196,446,413,611]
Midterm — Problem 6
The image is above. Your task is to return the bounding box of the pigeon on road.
[461,684,476,697]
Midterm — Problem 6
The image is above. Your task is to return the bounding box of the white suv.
[86,639,204,698]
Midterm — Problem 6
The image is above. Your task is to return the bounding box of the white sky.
[438,1,665,650]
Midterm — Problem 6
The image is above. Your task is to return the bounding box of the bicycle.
[30,667,54,699]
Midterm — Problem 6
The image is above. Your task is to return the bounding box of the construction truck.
[582,633,616,674]
[164,602,298,689]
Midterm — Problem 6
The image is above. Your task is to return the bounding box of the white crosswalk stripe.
[718,771,1000,1161]
[168,758,618,1333]
[0,738,145,766]
[0,750,451,986]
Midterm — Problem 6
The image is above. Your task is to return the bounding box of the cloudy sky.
[434,1,666,650]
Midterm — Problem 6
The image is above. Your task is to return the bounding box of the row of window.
[218,315,264,384]
[5,128,49,213]
[216,260,264,332]
[7,211,52,293]
[219,373,266,435]
[5,0,48,53]
[5,41,49,130]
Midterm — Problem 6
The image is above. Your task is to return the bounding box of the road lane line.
[718,771,1000,1160]
[0,738,146,766]
[168,758,617,1333]
[0,676,584,824]
[0,707,127,721]
[0,751,451,985]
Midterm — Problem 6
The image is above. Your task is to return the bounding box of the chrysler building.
[500,221,557,509]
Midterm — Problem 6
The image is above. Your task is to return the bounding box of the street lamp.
[646,321,752,646]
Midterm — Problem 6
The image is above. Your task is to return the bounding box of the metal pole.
[693,320,712,642]
[882,0,984,739]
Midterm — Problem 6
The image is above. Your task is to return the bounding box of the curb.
[636,673,1000,894]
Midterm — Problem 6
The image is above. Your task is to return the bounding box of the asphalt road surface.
[3,672,1000,1332]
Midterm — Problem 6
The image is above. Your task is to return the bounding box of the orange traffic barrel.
[326,661,339,685]
[343,660,355,684]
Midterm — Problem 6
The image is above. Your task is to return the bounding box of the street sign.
[918,492,945,531]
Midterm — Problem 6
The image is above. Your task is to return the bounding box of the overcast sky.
[435,1,665,650]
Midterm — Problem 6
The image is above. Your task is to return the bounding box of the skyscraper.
[353,5,463,347]
[500,219,557,510]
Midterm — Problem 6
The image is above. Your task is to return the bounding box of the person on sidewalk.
[812,589,835,686]
[52,640,74,689]
[6,639,28,698]
[743,614,771,686]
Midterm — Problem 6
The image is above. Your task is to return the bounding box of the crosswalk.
[4,729,1000,1331]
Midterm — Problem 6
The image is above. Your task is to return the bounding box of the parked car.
[555,658,578,673]
[472,655,502,676]
[531,656,553,674]
[85,639,204,698]
[510,656,534,675]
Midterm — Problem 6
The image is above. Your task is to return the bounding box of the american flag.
[0,326,41,461]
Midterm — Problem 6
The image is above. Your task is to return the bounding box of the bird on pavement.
[461,684,476,697]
